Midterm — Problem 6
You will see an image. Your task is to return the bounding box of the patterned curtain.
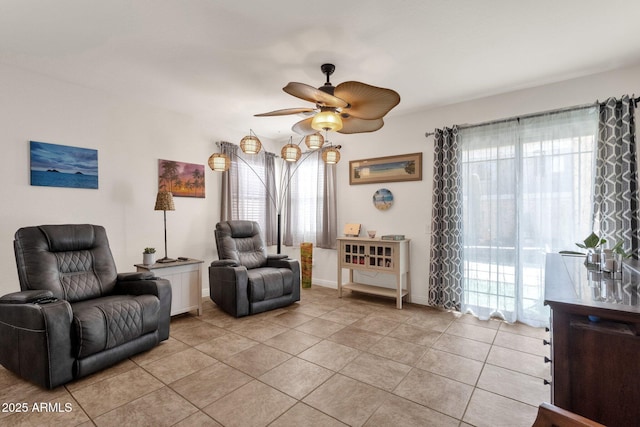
[428,126,463,310]
[593,96,639,258]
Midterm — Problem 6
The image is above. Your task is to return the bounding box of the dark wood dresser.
[544,253,640,427]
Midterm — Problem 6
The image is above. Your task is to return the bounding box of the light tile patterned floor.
[0,286,550,426]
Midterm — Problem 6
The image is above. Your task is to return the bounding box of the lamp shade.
[208,153,230,172]
[305,133,325,150]
[154,191,175,211]
[322,146,341,164]
[281,143,302,162]
[311,111,343,132]
[240,134,262,154]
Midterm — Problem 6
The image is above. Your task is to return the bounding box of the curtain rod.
[424,95,639,138]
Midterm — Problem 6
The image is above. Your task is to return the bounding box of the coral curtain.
[593,96,639,258]
[428,126,463,310]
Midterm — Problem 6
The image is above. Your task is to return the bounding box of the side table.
[135,258,203,316]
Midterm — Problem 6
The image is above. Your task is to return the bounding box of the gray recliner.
[0,224,172,389]
[209,221,300,317]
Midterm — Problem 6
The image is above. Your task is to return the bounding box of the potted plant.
[611,240,631,259]
[143,247,156,265]
[580,232,607,265]
[560,232,606,264]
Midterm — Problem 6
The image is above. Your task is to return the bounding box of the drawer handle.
[545,327,550,332]
[544,356,552,363]
[544,379,551,385]
[543,339,551,346]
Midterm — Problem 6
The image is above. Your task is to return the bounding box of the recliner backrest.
[215,221,267,269]
[14,224,118,302]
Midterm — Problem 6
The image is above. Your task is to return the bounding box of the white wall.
[0,64,224,296]
[2,61,640,306]
[307,63,640,305]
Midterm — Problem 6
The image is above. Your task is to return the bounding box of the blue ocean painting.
[30,141,98,189]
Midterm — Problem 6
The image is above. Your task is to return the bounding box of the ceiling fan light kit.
[255,63,400,136]
[311,110,343,132]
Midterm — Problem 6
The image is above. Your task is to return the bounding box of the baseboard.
[311,279,337,289]
[409,295,429,306]
[310,280,429,307]
[203,282,429,307]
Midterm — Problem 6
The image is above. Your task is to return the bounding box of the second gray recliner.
[209,220,300,317]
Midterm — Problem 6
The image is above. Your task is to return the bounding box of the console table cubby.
[337,237,411,309]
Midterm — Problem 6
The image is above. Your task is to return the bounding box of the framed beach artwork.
[349,152,422,185]
[30,141,98,189]
[158,159,205,198]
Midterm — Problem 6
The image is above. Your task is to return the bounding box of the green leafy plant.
[143,247,156,254]
[575,232,606,250]
[559,232,606,256]
[611,240,631,259]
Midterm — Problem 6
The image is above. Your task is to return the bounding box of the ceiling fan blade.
[291,117,317,136]
[254,107,316,117]
[284,82,349,108]
[338,117,385,134]
[334,81,400,120]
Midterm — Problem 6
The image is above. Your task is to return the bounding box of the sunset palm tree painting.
[158,159,205,198]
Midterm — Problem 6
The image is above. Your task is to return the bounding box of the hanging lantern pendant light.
[281,136,302,162]
[305,133,325,150]
[240,129,262,154]
[322,145,341,164]
[208,152,230,171]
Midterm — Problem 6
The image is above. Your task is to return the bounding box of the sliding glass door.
[459,107,598,326]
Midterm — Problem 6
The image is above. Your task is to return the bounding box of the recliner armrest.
[0,299,74,389]
[266,257,300,271]
[113,278,172,341]
[208,264,250,317]
[0,290,56,304]
[267,254,289,261]
[211,259,240,268]
[117,272,156,281]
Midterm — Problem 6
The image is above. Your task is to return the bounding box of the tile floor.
[0,286,551,426]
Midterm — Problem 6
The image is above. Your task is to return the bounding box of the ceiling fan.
[255,63,400,136]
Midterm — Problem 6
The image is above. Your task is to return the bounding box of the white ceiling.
[2,0,640,140]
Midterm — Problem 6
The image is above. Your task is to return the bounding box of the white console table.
[337,237,411,309]
[135,258,203,316]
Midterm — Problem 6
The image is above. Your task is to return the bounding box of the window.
[220,140,336,249]
[460,107,598,326]
[287,154,323,244]
[232,153,270,229]
[284,150,337,249]
[220,141,276,245]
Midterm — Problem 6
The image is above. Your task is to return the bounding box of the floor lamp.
[154,190,176,263]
